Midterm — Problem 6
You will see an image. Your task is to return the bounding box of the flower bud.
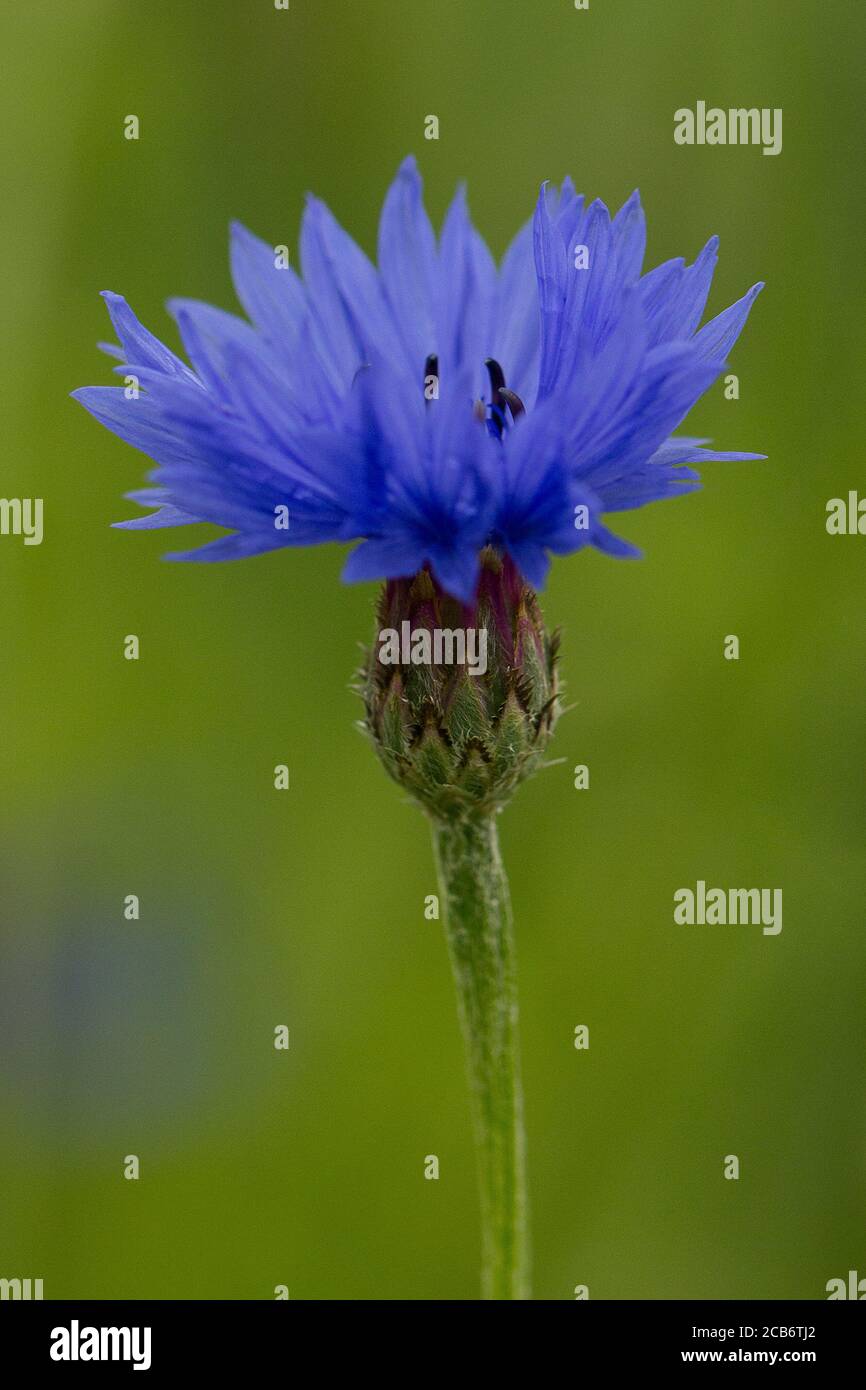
[361,549,560,819]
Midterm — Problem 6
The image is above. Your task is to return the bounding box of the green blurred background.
[1,0,863,1300]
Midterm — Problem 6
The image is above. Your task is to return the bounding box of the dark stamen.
[485,359,521,438]
[422,356,526,431]
[484,359,506,438]
[485,358,506,409]
[499,387,525,422]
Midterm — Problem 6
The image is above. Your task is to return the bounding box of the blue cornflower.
[73,156,763,602]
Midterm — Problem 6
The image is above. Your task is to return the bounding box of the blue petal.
[491,218,540,402]
[426,545,482,604]
[229,221,306,348]
[342,536,427,585]
[99,292,198,384]
[591,523,642,558]
[300,194,405,388]
[165,531,289,562]
[167,297,269,393]
[72,386,206,467]
[646,236,719,345]
[377,156,437,368]
[436,183,496,381]
[114,503,201,530]
[506,541,551,591]
[611,190,646,285]
[532,184,567,400]
[693,282,764,361]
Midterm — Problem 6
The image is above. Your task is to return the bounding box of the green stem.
[431,814,530,1300]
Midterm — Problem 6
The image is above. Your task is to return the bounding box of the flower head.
[74,157,763,602]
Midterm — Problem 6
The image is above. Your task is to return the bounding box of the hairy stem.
[431,814,530,1300]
